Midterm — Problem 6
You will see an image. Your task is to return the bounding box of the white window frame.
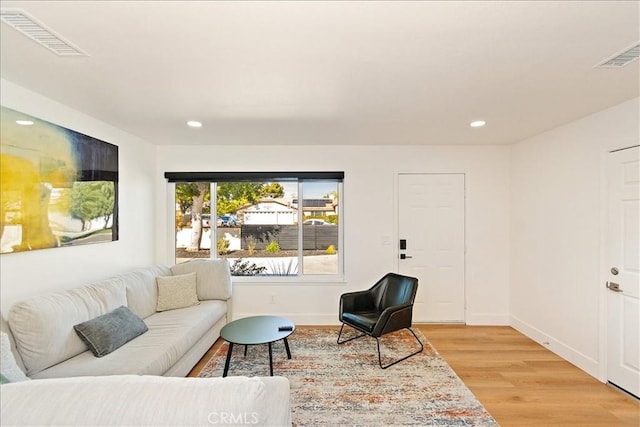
[168,178,344,283]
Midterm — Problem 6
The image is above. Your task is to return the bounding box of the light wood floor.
[420,324,639,427]
[189,325,639,426]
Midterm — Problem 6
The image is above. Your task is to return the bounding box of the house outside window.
[167,172,343,280]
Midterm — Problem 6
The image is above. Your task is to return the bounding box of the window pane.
[175,182,211,264]
[301,181,339,275]
[218,181,299,277]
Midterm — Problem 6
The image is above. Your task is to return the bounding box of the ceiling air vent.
[0,8,88,56]
[597,42,640,68]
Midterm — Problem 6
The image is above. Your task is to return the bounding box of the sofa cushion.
[74,306,148,357]
[1,332,29,382]
[30,300,227,379]
[0,315,26,373]
[124,265,172,320]
[0,375,278,426]
[156,272,200,312]
[8,280,127,376]
[171,259,232,300]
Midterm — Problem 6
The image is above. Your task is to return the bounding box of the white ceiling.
[1,1,638,146]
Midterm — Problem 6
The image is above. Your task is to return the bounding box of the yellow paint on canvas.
[0,107,77,252]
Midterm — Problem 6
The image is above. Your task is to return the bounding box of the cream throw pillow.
[170,259,232,301]
[156,272,200,312]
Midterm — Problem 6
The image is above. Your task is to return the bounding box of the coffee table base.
[222,338,292,377]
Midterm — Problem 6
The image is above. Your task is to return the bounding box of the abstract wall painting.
[0,106,118,254]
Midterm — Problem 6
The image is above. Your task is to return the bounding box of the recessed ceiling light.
[16,119,34,126]
[186,120,203,128]
[469,120,486,128]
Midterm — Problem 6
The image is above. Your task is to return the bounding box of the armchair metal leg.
[376,327,424,369]
[336,323,366,344]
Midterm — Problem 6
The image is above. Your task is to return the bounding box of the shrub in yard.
[217,237,230,255]
[247,238,257,255]
[230,259,266,276]
[176,212,185,231]
[265,240,280,253]
[326,244,336,255]
[268,259,298,276]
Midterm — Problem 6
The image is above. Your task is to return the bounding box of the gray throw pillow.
[74,306,148,357]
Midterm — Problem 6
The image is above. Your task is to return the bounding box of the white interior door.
[606,146,640,398]
[398,173,465,322]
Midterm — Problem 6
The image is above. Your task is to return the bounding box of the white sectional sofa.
[1,375,292,426]
[0,259,292,426]
[6,260,231,378]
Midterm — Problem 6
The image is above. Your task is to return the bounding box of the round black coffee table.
[220,315,295,377]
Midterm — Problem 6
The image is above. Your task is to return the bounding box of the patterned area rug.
[198,327,498,426]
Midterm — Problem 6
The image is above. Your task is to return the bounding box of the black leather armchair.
[337,272,423,368]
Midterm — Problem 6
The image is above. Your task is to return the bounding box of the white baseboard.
[510,315,601,380]
[234,312,511,326]
[465,312,510,325]
[232,312,340,325]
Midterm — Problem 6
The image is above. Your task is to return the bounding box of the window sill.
[231,275,346,285]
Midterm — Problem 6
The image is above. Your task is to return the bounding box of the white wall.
[510,98,639,379]
[0,79,157,313]
[155,144,511,325]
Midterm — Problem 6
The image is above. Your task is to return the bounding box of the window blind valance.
[164,171,344,183]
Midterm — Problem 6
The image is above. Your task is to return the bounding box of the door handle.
[399,254,413,259]
[606,282,623,293]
